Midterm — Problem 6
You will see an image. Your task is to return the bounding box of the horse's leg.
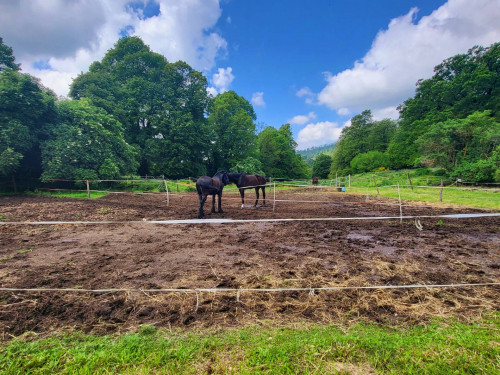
[262,187,266,206]
[198,193,208,218]
[211,193,216,213]
[254,187,259,207]
[218,192,223,213]
[240,188,245,208]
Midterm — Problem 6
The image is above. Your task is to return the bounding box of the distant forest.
[1,37,499,189]
[297,143,336,166]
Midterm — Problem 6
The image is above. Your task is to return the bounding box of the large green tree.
[206,90,257,174]
[0,68,56,178]
[41,99,138,180]
[257,124,308,178]
[0,37,20,72]
[329,110,396,175]
[312,153,333,178]
[387,43,500,168]
[70,36,210,178]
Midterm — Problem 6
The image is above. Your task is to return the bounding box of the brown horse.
[196,171,229,218]
[227,172,267,208]
[312,176,319,185]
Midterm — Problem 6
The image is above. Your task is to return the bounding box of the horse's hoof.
[241,204,244,208]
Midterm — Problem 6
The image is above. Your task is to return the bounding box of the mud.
[0,189,498,338]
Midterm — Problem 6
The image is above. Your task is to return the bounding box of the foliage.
[1,316,498,374]
[388,42,500,169]
[416,110,500,180]
[297,143,335,167]
[350,150,389,174]
[41,99,138,180]
[0,37,20,72]
[330,110,396,175]
[230,156,264,175]
[0,68,56,178]
[69,37,210,178]
[257,124,309,178]
[311,153,333,178]
[206,90,257,174]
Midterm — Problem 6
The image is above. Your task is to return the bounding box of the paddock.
[0,188,498,337]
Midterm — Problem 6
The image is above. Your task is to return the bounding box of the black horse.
[196,171,229,218]
[227,172,267,208]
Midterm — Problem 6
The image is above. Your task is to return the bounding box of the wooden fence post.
[398,184,403,223]
[439,179,444,202]
[86,180,90,199]
[372,176,379,195]
[407,172,414,190]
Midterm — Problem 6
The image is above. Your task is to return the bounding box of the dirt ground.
[0,188,499,338]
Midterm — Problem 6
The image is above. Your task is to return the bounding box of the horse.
[196,171,229,218]
[312,176,319,185]
[227,172,267,208]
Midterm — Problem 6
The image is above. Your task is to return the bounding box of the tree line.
[0,36,309,189]
[316,42,499,183]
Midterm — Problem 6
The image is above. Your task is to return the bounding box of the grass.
[1,314,498,374]
[349,185,500,210]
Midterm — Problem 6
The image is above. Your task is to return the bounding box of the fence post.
[407,172,414,190]
[335,172,338,187]
[398,184,403,223]
[86,180,90,199]
[349,174,351,188]
[164,179,169,207]
[365,188,369,202]
[372,176,379,195]
[273,182,276,213]
[439,179,444,202]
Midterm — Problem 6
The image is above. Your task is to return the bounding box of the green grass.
[350,185,499,210]
[1,315,498,374]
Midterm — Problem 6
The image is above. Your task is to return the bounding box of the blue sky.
[1,0,499,149]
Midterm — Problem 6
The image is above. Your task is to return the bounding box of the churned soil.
[0,189,498,338]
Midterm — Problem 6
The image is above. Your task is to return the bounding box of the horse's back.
[196,176,223,194]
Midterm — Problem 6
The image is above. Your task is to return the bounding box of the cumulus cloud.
[207,67,234,95]
[0,0,227,97]
[316,0,500,117]
[251,92,266,107]
[296,121,343,150]
[288,112,317,125]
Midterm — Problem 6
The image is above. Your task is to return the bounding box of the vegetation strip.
[1,282,498,294]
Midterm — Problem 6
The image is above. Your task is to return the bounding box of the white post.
[273,182,276,213]
[164,179,169,207]
[349,174,351,188]
[398,184,403,224]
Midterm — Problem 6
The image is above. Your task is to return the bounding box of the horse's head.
[214,170,229,185]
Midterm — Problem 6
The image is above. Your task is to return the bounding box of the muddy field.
[0,189,499,338]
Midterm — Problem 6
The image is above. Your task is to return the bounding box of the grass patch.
[1,315,498,374]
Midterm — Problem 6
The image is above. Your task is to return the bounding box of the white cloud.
[208,67,234,95]
[251,92,266,107]
[0,0,227,97]
[296,121,342,150]
[316,0,500,116]
[288,112,317,125]
[296,87,316,104]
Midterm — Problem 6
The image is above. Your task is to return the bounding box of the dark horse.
[196,171,229,218]
[227,172,267,208]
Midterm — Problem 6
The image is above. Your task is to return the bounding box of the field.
[0,186,498,340]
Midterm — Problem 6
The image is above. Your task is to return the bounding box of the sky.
[1,0,499,150]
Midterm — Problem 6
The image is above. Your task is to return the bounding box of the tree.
[350,151,389,174]
[416,110,500,181]
[0,69,56,179]
[312,153,333,178]
[330,110,396,175]
[206,91,257,174]
[0,37,20,72]
[69,36,210,178]
[387,42,500,168]
[230,157,264,175]
[41,99,138,180]
[257,124,309,178]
